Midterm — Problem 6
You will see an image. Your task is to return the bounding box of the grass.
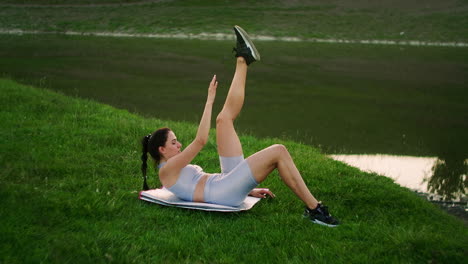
[1,79,467,263]
[1,0,468,42]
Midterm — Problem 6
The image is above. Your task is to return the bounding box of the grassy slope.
[0,79,466,263]
[0,0,467,42]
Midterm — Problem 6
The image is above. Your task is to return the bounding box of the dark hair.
[141,127,171,190]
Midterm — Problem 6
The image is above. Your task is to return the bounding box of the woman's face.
[160,131,182,160]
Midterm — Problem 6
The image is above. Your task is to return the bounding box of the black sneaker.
[233,25,261,65]
[303,203,340,227]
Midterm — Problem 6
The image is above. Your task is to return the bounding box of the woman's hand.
[248,188,276,199]
[207,75,218,104]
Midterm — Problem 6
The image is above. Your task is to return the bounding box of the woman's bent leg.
[216,57,248,157]
[246,144,319,209]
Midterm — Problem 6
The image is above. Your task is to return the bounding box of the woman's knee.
[270,144,288,157]
[257,144,288,163]
[246,145,288,166]
[216,112,234,124]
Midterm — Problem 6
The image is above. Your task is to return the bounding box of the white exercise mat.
[139,188,261,212]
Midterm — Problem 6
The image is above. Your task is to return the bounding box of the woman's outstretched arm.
[194,75,217,146]
[161,75,218,174]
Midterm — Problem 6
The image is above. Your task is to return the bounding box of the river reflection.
[330,154,467,201]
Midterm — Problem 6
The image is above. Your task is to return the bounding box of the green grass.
[1,79,467,263]
[1,0,468,42]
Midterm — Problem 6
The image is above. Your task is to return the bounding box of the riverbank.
[1,0,467,42]
[2,29,467,47]
[1,78,466,263]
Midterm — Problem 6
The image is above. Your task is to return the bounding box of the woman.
[141,26,339,227]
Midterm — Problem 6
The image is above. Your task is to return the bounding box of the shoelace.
[319,206,337,223]
[317,205,332,217]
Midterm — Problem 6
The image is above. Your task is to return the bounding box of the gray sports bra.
[158,162,204,201]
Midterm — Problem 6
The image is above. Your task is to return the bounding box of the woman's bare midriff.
[193,174,209,202]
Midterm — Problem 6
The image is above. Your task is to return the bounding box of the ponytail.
[140,127,171,191]
[141,134,151,191]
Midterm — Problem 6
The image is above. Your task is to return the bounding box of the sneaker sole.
[304,215,339,227]
[234,25,261,61]
[311,219,339,227]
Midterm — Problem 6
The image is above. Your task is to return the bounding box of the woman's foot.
[303,203,340,227]
[233,25,261,65]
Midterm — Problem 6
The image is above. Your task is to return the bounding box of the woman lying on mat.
[140,26,339,227]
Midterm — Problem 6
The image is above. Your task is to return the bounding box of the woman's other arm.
[248,188,276,198]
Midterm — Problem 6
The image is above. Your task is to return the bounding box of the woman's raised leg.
[246,144,320,209]
[216,57,248,157]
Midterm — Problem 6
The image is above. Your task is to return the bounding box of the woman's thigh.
[220,155,244,173]
[246,145,280,183]
[216,115,243,157]
[205,160,258,206]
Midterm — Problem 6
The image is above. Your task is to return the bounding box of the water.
[331,154,467,201]
[0,33,467,201]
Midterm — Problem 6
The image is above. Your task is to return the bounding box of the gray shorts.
[203,156,258,207]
